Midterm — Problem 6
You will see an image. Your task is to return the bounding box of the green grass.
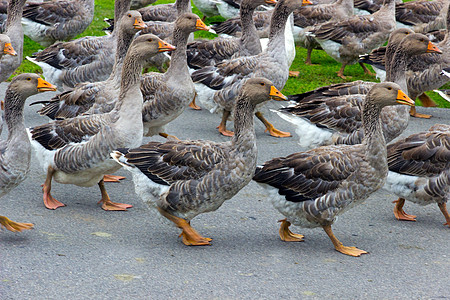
[12,0,450,108]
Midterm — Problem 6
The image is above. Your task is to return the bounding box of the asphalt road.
[0,82,448,299]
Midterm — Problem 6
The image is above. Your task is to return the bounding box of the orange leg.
[255,111,291,138]
[359,62,375,76]
[188,92,202,110]
[337,63,350,80]
[409,106,431,119]
[278,219,304,242]
[97,179,132,211]
[42,166,66,209]
[217,109,234,137]
[0,215,33,232]
[157,207,212,246]
[393,198,417,221]
[103,174,125,182]
[437,203,450,227]
[159,132,180,141]
[323,224,368,257]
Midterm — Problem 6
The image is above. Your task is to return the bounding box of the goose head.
[0,34,16,57]
[9,74,56,99]
[121,10,147,32]
[240,77,287,106]
[128,34,176,61]
[367,82,414,108]
[399,33,442,55]
[387,28,414,45]
[176,13,210,33]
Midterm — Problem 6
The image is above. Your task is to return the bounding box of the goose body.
[28,34,172,211]
[130,0,157,10]
[192,0,219,18]
[0,74,56,232]
[138,0,191,22]
[384,124,450,227]
[253,82,415,256]
[111,77,287,246]
[279,30,441,148]
[21,0,95,47]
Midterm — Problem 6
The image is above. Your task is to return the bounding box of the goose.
[308,0,396,79]
[192,0,219,19]
[278,31,441,149]
[111,77,287,246]
[33,10,149,120]
[27,0,133,90]
[253,82,415,257]
[0,74,56,232]
[0,0,26,83]
[210,10,272,38]
[21,0,95,47]
[186,0,276,70]
[27,34,174,211]
[130,0,157,10]
[395,0,446,32]
[137,0,191,22]
[292,0,353,65]
[384,124,450,227]
[191,0,310,137]
[214,0,241,20]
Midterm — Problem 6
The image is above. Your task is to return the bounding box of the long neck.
[108,26,136,83]
[239,3,262,53]
[4,89,26,140]
[232,97,257,150]
[165,27,189,78]
[6,0,26,28]
[176,0,191,15]
[385,44,409,93]
[361,99,387,167]
[112,0,132,36]
[268,1,290,52]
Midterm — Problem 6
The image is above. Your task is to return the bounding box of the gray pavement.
[0,82,448,299]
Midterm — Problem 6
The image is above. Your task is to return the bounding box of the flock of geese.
[0,0,448,257]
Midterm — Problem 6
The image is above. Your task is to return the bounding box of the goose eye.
[27,77,31,81]
[148,38,152,42]
[387,87,392,90]
[260,83,265,86]
[128,14,131,17]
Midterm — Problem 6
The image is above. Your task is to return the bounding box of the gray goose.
[33,10,150,120]
[27,0,133,90]
[130,0,157,10]
[111,78,287,246]
[138,0,191,22]
[191,0,309,137]
[0,0,26,83]
[192,0,220,19]
[27,34,172,211]
[0,74,56,232]
[186,0,276,70]
[278,31,441,149]
[308,0,396,79]
[384,124,450,227]
[253,82,414,257]
[21,0,95,47]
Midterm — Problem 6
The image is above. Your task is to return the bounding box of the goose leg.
[103,174,125,182]
[157,207,212,246]
[409,106,431,119]
[42,166,66,209]
[393,198,416,221]
[359,62,375,76]
[336,63,350,80]
[305,47,316,65]
[437,203,450,227]
[189,92,202,110]
[278,219,304,242]
[159,132,180,141]
[322,224,368,257]
[0,215,33,232]
[418,93,437,107]
[97,179,132,211]
[255,111,291,138]
[217,109,234,137]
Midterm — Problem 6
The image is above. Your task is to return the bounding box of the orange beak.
[133,18,147,30]
[195,19,210,31]
[396,89,414,106]
[302,0,313,5]
[158,40,176,52]
[426,41,442,54]
[269,86,287,101]
[3,43,16,56]
[264,0,277,4]
[37,77,57,92]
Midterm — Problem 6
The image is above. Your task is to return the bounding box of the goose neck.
[361,99,387,166]
[112,0,132,35]
[7,0,26,26]
[385,44,409,93]
[108,26,136,82]
[176,0,191,15]
[232,97,257,150]
[4,89,26,138]
[239,4,262,53]
[268,2,293,53]
[165,27,189,78]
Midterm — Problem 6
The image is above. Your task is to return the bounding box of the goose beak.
[269,86,287,101]
[133,18,147,30]
[37,77,57,92]
[396,89,414,106]
[158,40,176,52]
[426,41,442,54]
[302,0,313,5]
[3,43,16,56]
[264,0,277,4]
[196,19,210,31]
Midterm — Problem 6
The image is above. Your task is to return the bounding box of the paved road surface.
[0,83,448,299]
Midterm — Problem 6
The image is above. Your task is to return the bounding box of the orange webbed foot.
[103,174,126,182]
[278,219,304,242]
[0,216,34,232]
